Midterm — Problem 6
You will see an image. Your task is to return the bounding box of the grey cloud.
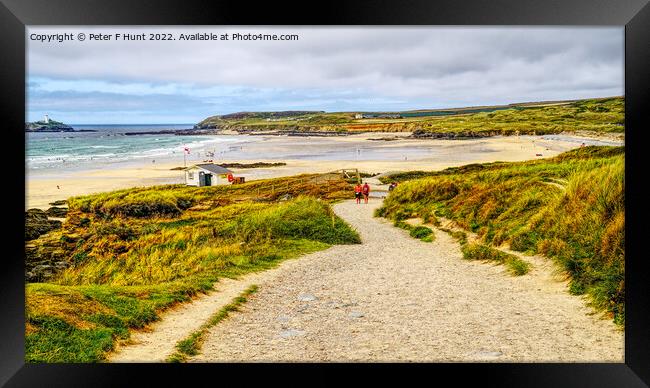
[26,27,623,119]
[28,89,213,112]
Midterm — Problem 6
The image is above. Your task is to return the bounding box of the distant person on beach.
[354,183,363,204]
[362,182,370,203]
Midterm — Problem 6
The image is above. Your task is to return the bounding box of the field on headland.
[25,174,360,362]
[377,146,625,324]
[196,97,624,137]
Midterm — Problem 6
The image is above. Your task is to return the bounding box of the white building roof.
[186,164,233,174]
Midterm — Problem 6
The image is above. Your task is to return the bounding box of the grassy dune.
[376,146,625,324]
[26,174,360,362]
[197,97,624,135]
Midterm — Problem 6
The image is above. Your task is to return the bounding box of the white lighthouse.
[44,114,50,124]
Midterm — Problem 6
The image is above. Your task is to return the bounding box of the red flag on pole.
[184,147,190,154]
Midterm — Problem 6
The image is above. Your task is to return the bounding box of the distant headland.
[25,115,95,132]
[190,96,624,139]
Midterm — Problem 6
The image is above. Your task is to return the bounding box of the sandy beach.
[26,133,622,209]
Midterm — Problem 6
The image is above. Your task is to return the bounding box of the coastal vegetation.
[461,243,531,276]
[195,97,624,137]
[218,162,287,169]
[391,219,436,243]
[25,174,360,362]
[376,146,625,324]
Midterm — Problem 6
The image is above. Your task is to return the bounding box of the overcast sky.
[27,27,623,124]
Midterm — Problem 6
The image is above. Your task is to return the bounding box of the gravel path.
[188,199,623,362]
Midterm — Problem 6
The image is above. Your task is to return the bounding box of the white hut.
[184,164,233,187]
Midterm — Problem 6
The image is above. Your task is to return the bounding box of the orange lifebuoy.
[227,173,234,182]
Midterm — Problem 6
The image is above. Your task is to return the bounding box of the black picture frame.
[1,0,649,386]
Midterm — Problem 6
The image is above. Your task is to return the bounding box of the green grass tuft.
[26,316,115,363]
[409,226,434,241]
[461,243,530,276]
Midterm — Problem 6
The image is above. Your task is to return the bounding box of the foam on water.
[26,125,249,170]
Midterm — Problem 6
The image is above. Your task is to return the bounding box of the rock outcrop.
[25,241,70,283]
[25,119,74,132]
[45,206,68,218]
[25,208,62,241]
[25,209,72,282]
[410,129,502,139]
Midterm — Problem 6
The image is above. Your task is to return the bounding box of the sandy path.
[185,199,624,362]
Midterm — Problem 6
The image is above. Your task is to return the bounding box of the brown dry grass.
[26,290,114,329]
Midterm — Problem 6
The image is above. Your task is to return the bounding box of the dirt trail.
[186,199,623,362]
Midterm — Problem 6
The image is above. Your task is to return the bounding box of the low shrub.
[409,226,433,239]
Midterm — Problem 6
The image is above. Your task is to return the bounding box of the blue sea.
[26,124,251,171]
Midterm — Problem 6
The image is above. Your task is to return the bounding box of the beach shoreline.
[26,133,623,209]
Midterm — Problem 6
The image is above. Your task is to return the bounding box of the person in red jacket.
[362,182,370,204]
[354,183,363,204]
